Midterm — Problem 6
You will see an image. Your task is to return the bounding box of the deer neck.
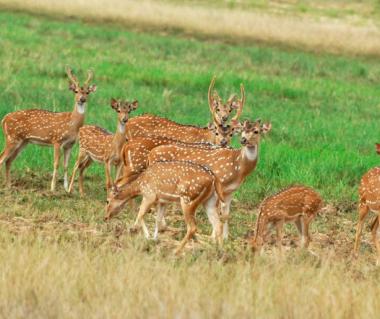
[70,102,86,131]
[236,144,259,179]
[112,121,127,152]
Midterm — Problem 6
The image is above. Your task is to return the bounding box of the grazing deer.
[0,67,96,191]
[250,186,323,253]
[208,76,245,124]
[148,119,272,240]
[115,123,239,187]
[124,78,245,143]
[354,167,380,264]
[104,161,225,254]
[68,98,138,196]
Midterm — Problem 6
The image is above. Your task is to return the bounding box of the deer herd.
[0,67,380,262]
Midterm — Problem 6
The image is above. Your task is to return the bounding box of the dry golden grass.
[0,182,380,318]
[1,0,380,57]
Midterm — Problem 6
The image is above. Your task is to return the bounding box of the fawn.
[148,119,272,240]
[354,167,380,264]
[104,161,225,254]
[0,67,96,191]
[250,186,323,253]
[68,98,138,196]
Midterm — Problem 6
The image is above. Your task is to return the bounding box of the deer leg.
[133,196,155,239]
[220,194,232,240]
[104,161,113,193]
[275,220,284,253]
[371,215,380,266]
[63,146,72,191]
[175,200,197,255]
[51,144,61,192]
[204,192,223,243]
[78,157,92,197]
[0,140,24,187]
[153,203,167,240]
[68,151,87,194]
[353,203,369,258]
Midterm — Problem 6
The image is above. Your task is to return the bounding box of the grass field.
[1,6,380,318]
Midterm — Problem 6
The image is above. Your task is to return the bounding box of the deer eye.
[215,132,219,136]
[230,134,233,137]
[216,108,220,112]
[254,130,259,134]
[106,200,110,204]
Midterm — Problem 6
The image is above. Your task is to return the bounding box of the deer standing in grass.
[68,98,138,196]
[104,161,225,254]
[115,123,238,187]
[354,167,380,265]
[124,78,244,143]
[250,186,323,253]
[148,119,272,240]
[0,67,96,191]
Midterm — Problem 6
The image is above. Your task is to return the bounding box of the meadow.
[1,4,380,318]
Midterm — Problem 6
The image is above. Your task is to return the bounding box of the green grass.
[1,10,380,206]
[2,10,380,318]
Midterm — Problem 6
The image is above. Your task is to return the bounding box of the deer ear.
[231,120,242,133]
[110,98,119,111]
[261,122,272,134]
[69,83,77,92]
[130,100,138,111]
[207,122,215,131]
[243,120,250,130]
[88,84,97,93]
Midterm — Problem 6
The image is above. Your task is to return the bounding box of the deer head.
[66,67,97,108]
[208,120,241,147]
[104,185,124,221]
[240,119,272,148]
[208,77,245,124]
[110,98,138,125]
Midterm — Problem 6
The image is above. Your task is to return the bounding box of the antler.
[232,83,245,121]
[208,76,216,114]
[84,69,94,88]
[65,66,79,87]
[227,94,237,105]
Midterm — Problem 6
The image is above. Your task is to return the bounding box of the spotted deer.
[354,167,380,265]
[68,98,138,196]
[250,186,323,253]
[148,119,272,240]
[0,67,96,191]
[104,161,225,254]
[124,78,244,143]
[115,123,239,187]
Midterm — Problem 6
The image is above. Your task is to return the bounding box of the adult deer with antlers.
[0,67,96,191]
[124,78,244,143]
[208,76,245,124]
[148,119,272,240]
[250,186,323,253]
[354,167,380,265]
[104,161,225,254]
[68,98,138,196]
